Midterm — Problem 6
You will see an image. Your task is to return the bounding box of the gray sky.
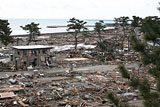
[0,0,160,19]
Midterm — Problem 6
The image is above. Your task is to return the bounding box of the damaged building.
[11,45,53,70]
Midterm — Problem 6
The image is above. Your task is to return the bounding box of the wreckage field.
[0,31,145,106]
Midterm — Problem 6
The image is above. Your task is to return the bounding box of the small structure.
[11,45,53,70]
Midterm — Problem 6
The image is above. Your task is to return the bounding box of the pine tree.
[108,16,160,107]
[107,92,130,107]
[94,20,106,42]
[131,16,142,28]
[114,16,130,49]
[67,18,88,50]
[97,39,117,60]
[0,19,13,46]
[20,22,41,45]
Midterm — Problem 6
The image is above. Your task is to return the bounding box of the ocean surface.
[4,19,114,35]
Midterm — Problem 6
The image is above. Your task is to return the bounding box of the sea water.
[5,19,114,35]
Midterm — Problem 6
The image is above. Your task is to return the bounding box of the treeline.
[0,16,146,47]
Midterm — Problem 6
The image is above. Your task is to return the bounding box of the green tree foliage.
[0,19,13,46]
[107,92,130,107]
[97,39,117,60]
[131,16,142,28]
[142,16,160,44]
[20,22,41,45]
[129,77,140,89]
[94,20,106,42]
[139,79,150,98]
[131,35,145,52]
[115,16,129,27]
[67,18,88,50]
[119,65,130,79]
[107,92,120,106]
[108,16,160,107]
[114,16,130,49]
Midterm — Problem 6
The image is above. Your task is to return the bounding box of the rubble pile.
[0,62,14,72]
[0,27,147,106]
[0,64,150,106]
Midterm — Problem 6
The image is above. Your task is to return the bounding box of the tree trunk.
[27,34,32,45]
[98,33,102,43]
[17,38,19,46]
[122,26,126,50]
[74,32,78,50]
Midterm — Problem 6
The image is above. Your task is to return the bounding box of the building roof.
[11,45,53,50]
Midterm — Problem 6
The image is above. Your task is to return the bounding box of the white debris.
[52,43,96,52]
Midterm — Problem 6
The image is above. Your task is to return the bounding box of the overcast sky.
[0,0,160,19]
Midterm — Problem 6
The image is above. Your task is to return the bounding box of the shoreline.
[11,31,95,37]
[11,32,70,37]
[11,28,115,38]
[11,23,115,37]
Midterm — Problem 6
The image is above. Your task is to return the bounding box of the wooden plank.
[18,100,29,107]
[0,92,16,99]
[0,85,24,92]
[37,97,50,106]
